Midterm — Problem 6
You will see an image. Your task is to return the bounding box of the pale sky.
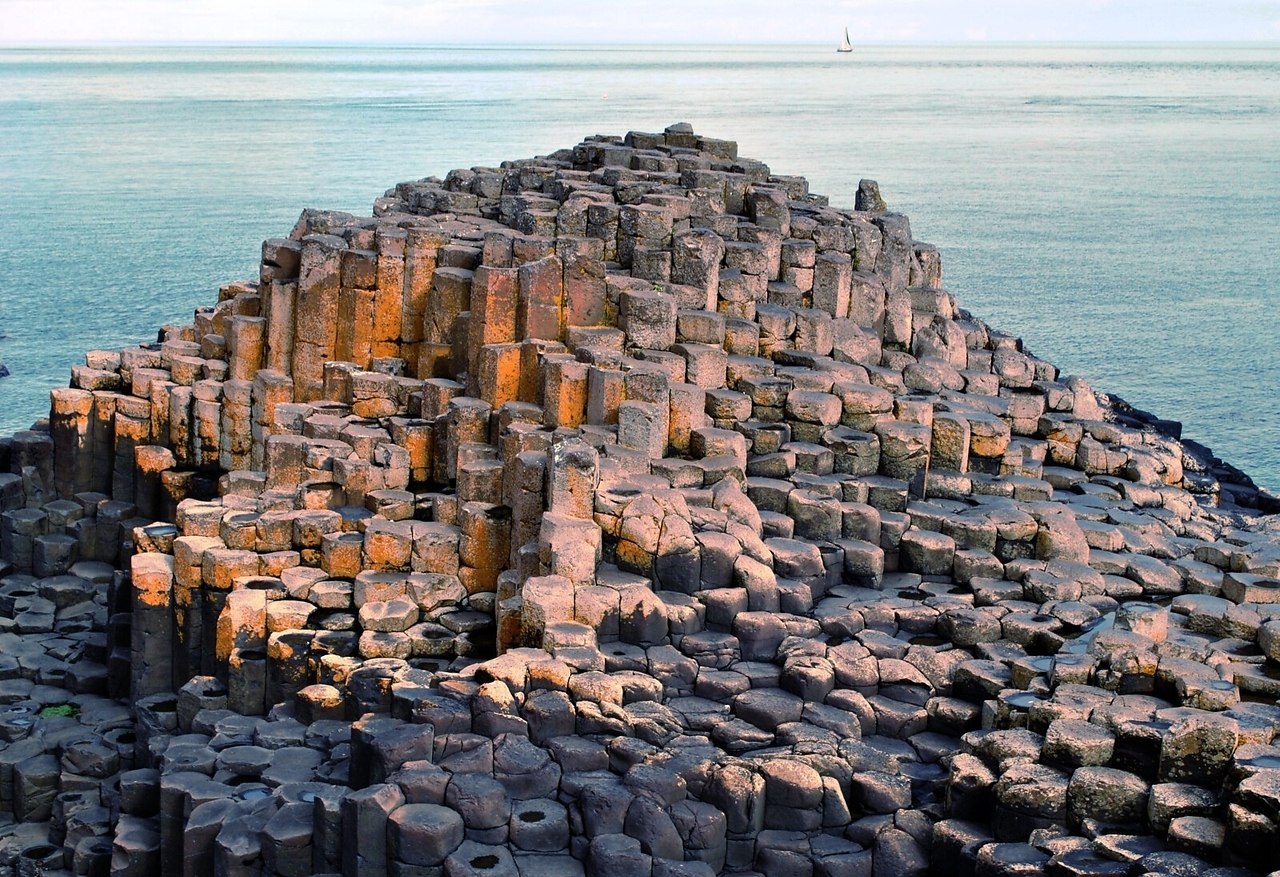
[2,0,1279,45]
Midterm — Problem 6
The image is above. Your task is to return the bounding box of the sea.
[1,44,1277,492]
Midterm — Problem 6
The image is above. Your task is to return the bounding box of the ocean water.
[1,44,1277,491]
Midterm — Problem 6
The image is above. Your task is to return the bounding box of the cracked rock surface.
[1,123,1279,877]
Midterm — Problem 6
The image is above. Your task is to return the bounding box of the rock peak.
[0,125,1277,877]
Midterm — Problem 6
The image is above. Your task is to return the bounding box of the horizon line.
[4,38,1280,49]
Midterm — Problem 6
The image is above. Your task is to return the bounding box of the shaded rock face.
[0,122,1279,876]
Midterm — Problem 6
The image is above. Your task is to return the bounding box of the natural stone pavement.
[1,123,1279,877]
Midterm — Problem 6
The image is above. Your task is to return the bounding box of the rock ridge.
[0,122,1277,877]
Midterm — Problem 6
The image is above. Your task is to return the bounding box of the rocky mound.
[0,123,1278,877]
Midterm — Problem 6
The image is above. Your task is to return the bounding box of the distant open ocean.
[1,44,1277,491]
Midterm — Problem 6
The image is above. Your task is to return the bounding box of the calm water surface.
[1,44,1277,489]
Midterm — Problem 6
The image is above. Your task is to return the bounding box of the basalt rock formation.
[1,123,1279,877]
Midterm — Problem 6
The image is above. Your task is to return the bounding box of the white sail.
[838,27,853,52]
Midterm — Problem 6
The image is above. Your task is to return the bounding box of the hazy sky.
[3,0,1279,45]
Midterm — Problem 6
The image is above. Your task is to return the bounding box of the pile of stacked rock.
[1,123,1278,877]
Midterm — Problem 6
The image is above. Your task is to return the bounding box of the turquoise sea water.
[1,44,1277,490]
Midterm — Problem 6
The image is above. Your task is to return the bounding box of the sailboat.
[838,26,853,53]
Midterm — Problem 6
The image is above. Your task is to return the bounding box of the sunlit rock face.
[1,123,1278,877]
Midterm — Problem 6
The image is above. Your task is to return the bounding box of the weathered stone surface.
[1066,767,1150,830]
[4,123,1280,877]
[388,802,465,866]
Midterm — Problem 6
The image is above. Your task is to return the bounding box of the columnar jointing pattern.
[1,123,1279,877]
